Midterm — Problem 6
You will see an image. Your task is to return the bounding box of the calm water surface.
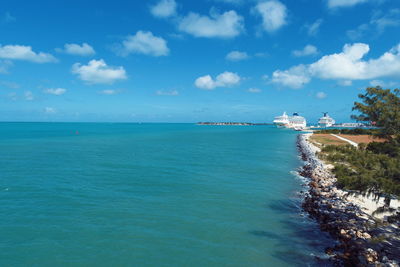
[0,123,333,266]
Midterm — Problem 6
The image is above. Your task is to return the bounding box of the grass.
[310,134,348,146]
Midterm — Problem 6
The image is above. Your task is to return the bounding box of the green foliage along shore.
[319,87,400,204]
[321,144,400,197]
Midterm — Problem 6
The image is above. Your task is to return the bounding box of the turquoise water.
[0,123,332,266]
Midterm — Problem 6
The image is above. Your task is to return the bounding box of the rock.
[365,248,378,263]
[362,232,371,239]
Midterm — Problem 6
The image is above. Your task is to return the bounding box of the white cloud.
[292,45,318,57]
[195,75,215,90]
[347,9,400,40]
[118,31,169,57]
[371,9,400,32]
[369,79,398,88]
[44,88,67,95]
[100,89,119,95]
[347,24,369,40]
[195,71,241,90]
[0,45,57,63]
[226,51,249,61]
[338,80,353,86]
[24,91,34,101]
[271,42,400,88]
[44,107,56,114]
[306,19,323,36]
[327,0,368,8]
[72,59,127,84]
[178,10,244,38]
[254,0,287,33]
[272,64,311,89]
[248,88,262,93]
[309,43,393,80]
[156,89,179,96]
[150,0,177,18]
[316,92,327,99]
[214,0,243,4]
[61,43,95,56]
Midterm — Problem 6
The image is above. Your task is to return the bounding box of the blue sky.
[0,0,399,123]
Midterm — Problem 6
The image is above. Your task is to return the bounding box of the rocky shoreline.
[297,133,399,266]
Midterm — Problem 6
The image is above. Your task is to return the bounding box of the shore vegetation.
[318,87,400,210]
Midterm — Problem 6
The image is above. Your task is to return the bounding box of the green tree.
[352,86,400,141]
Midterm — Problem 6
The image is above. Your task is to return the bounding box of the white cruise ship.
[289,113,307,130]
[318,112,335,128]
[273,112,290,127]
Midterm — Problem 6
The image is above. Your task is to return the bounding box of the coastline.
[297,133,400,266]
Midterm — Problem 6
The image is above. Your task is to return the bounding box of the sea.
[0,123,334,266]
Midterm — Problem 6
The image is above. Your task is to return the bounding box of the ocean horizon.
[0,122,334,266]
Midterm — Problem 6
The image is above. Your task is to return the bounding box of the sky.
[0,0,400,123]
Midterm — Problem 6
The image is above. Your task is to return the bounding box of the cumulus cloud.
[292,45,318,57]
[72,59,127,84]
[271,42,400,88]
[195,71,241,90]
[178,10,244,38]
[327,0,368,8]
[156,89,179,96]
[24,91,34,101]
[117,31,169,57]
[150,0,177,18]
[44,88,67,95]
[59,43,95,56]
[316,92,327,99]
[226,51,249,61]
[0,45,57,63]
[248,88,262,93]
[253,0,287,33]
[272,65,311,89]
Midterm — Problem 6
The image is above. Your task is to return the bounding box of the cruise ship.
[318,112,335,128]
[289,113,307,130]
[273,112,307,130]
[273,112,290,127]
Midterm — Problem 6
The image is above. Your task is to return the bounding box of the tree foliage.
[321,144,400,197]
[351,86,400,140]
